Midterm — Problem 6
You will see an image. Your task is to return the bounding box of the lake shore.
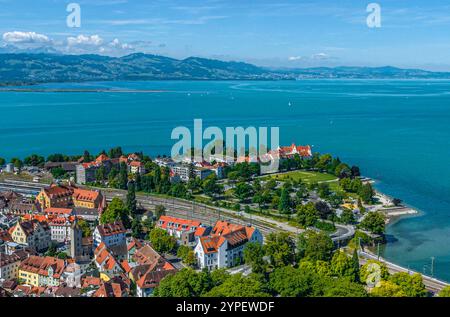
[373,189,420,224]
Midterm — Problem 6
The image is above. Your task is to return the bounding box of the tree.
[131,218,142,238]
[351,249,360,282]
[315,260,332,278]
[233,182,253,202]
[149,227,177,253]
[316,154,332,171]
[334,163,351,179]
[317,183,331,199]
[358,183,375,204]
[296,203,318,227]
[327,191,344,208]
[268,266,317,297]
[278,188,291,213]
[0,157,5,166]
[205,274,269,297]
[45,243,57,257]
[51,167,66,179]
[95,166,106,183]
[10,158,23,171]
[171,183,187,198]
[100,197,130,228]
[359,211,385,234]
[243,242,266,274]
[315,201,332,220]
[177,245,190,259]
[108,146,123,159]
[392,198,402,206]
[202,176,223,199]
[340,208,355,224]
[57,252,68,260]
[439,286,450,297]
[83,150,93,162]
[322,278,367,297]
[118,163,129,190]
[46,153,67,162]
[126,182,137,216]
[77,219,92,237]
[177,245,197,267]
[264,232,295,268]
[135,173,142,192]
[297,230,334,262]
[23,154,45,167]
[295,181,308,201]
[264,179,277,191]
[389,272,427,297]
[330,250,359,282]
[154,205,166,220]
[154,269,212,297]
[351,166,361,178]
[184,250,197,267]
[370,280,406,297]
[360,260,390,286]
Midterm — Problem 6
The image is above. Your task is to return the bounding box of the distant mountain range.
[1,52,450,86]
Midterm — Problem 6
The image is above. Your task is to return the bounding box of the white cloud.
[311,52,329,60]
[109,38,133,50]
[67,34,103,46]
[288,56,302,61]
[3,31,50,44]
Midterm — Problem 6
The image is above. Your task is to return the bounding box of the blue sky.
[1,0,450,70]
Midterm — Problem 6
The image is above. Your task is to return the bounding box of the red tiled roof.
[120,260,132,273]
[158,215,201,232]
[19,256,65,279]
[96,221,126,237]
[129,161,143,167]
[73,188,100,202]
[44,207,73,216]
[199,221,255,254]
[14,219,50,237]
[136,269,176,289]
[0,230,12,242]
[82,276,102,288]
[43,184,74,199]
[212,221,243,236]
[127,238,144,252]
[96,154,110,163]
[199,236,225,254]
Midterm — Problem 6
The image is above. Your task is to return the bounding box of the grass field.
[268,170,338,184]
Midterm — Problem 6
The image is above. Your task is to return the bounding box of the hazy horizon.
[2,0,450,71]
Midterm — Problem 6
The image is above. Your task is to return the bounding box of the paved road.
[359,250,449,294]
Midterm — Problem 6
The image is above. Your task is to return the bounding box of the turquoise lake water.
[0,80,449,281]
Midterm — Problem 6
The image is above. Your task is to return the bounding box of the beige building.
[10,219,52,252]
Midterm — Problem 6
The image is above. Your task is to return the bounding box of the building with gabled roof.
[194,221,263,271]
[10,219,52,252]
[18,256,66,287]
[36,184,105,211]
[93,221,127,249]
[157,215,211,246]
[128,242,177,297]
[94,242,130,280]
[93,275,130,297]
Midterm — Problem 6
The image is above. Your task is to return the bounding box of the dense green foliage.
[148,227,177,253]
[100,197,130,228]
[359,212,386,234]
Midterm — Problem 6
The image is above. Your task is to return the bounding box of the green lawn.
[268,170,338,184]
